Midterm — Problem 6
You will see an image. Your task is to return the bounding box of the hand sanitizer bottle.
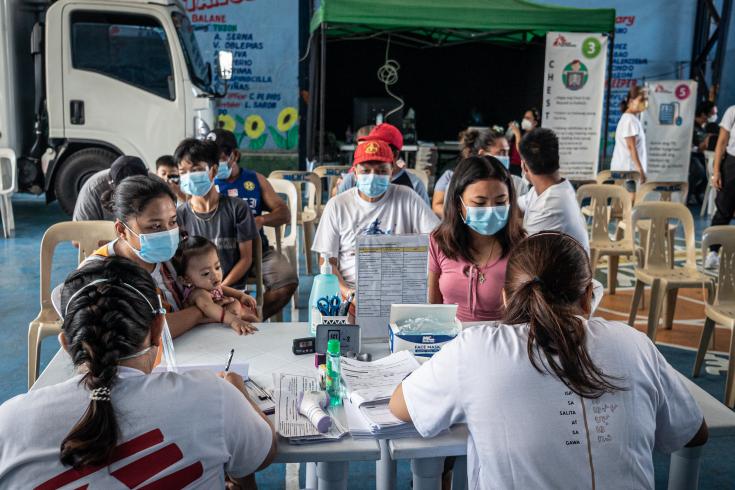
[309,254,341,334]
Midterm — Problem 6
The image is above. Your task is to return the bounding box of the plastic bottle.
[308,254,342,333]
[326,339,342,406]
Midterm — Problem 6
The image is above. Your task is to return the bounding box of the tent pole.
[319,24,327,165]
[306,32,318,163]
[602,30,615,170]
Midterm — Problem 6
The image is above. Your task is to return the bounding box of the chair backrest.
[703,151,715,179]
[596,170,642,187]
[406,168,429,190]
[266,178,298,249]
[631,202,696,270]
[39,221,117,313]
[702,226,735,304]
[313,165,350,200]
[0,147,17,195]
[576,184,633,244]
[268,170,322,213]
[637,181,688,204]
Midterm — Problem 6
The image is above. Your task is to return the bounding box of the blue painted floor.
[0,194,732,489]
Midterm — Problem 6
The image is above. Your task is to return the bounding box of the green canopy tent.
[305,0,616,164]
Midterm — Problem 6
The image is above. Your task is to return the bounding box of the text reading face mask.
[215,161,232,180]
[123,224,180,264]
[356,173,390,198]
[180,171,213,196]
[461,199,510,236]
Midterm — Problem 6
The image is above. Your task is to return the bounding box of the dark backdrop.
[323,37,547,142]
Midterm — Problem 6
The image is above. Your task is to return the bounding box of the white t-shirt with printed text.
[611,112,647,172]
[402,318,703,490]
[312,185,440,287]
[0,367,272,488]
[518,179,590,252]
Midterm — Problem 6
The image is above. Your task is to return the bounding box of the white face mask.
[521,118,533,131]
[708,113,718,123]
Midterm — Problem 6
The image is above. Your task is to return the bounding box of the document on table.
[273,372,347,442]
[355,234,430,339]
[340,351,420,406]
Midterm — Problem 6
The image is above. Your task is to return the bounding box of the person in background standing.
[508,107,540,176]
[704,103,735,269]
[208,129,298,320]
[432,127,518,217]
[155,155,187,204]
[429,156,524,321]
[610,85,648,184]
[688,102,718,204]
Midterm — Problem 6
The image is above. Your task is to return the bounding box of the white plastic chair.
[268,171,321,274]
[0,148,17,238]
[406,168,429,190]
[267,178,300,314]
[313,165,350,205]
[701,151,716,217]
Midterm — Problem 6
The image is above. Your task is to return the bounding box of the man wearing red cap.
[337,123,429,204]
[313,139,438,296]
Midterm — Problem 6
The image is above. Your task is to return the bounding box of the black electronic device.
[292,337,316,355]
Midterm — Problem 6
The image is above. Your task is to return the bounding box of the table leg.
[411,457,444,490]
[668,446,703,490]
[376,440,396,490]
[305,462,317,489]
[451,456,468,490]
[316,461,349,490]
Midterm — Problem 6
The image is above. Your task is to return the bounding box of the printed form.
[356,234,430,339]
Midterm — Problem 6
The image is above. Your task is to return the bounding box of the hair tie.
[90,387,111,402]
[531,276,543,286]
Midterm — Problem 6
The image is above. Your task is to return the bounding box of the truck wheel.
[54,147,118,215]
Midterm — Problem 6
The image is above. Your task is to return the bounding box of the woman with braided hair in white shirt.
[0,257,275,488]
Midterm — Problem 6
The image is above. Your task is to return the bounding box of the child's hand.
[229,318,258,336]
[238,293,258,312]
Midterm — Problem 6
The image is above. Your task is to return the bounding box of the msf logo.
[553,35,576,48]
[654,84,672,94]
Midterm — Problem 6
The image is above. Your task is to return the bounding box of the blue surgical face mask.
[493,155,510,169]
[123,223,180,264]
[356,173,391,198]
[460,198,510,236]
[215,161,232,180]
[180,170,213,196]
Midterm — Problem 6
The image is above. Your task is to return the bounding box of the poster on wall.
[542,32,608,180]
[641,80,697,182]
[187,0,299,152]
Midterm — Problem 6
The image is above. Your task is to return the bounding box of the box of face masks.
[389,304,462,358]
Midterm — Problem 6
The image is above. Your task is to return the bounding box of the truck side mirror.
[218,51,233,81]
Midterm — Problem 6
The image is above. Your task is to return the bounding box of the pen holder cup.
[310,308,349,335]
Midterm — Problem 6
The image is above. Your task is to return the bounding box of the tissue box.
[388,304,462,358]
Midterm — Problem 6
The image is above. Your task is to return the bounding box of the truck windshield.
[171,12,211,93]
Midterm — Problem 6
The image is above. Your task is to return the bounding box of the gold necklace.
[471,240,497,284]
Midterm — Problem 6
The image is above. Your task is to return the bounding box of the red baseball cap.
[358,123,403,151]
[353,139,394,166]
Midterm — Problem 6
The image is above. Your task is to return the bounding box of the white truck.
[0,0,231,214]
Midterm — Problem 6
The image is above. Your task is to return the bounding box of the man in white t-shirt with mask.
[313,139,439,296]
[517,128,589,252]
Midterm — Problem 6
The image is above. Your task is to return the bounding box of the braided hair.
[59,256,160,468]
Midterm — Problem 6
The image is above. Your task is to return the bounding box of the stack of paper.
[272,372,348,444]
[340,351,421,439]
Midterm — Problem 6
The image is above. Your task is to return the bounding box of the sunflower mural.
[236,114,268,150]
[217,114,236,132]
[268,107,299,150]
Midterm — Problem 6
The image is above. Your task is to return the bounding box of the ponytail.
[503,233,624,398]
[59,257,159,468]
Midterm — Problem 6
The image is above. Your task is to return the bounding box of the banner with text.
[187,0,299,152]
[543,32,608,180]
[641,80,697,182]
